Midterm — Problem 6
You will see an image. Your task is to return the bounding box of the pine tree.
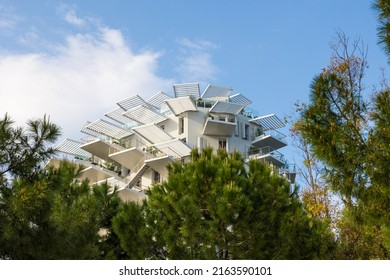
[294,30,390,258]
[113,147,335,259]
[374,0,390,57]
[0,115,125,259]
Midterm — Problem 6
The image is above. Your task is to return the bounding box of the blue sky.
[0,0,388,162]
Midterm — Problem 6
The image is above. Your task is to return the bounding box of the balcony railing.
[253,129,287,144]
[248,146,286,165]
[196,99,217,109]
[256,129,286,140]
[279,164,297,183]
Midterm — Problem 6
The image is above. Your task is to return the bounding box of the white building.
[52,83,295,202]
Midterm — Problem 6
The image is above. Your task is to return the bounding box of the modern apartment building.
[52,83,295,202]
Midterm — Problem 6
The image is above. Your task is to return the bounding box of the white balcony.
[279,165,297,184]
[251,130,287,150]
[80,139,123,162]
[202,115,236,136]
[248,146,286,168]
[152,139,192,158]
[77,165,119,184]
[117,188,147,203]
[145,155,174,179]
[108,147,146,170]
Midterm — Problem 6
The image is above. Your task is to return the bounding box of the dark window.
[219,139,227,150]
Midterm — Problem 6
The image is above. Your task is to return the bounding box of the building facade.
[53,83,295,202]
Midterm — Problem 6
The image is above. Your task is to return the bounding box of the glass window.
[219,138,227,151]
[178,117,184,134]
[153,171,161,183]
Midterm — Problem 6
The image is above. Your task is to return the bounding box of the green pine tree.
[114,147,335,259]
[294,29,390,259]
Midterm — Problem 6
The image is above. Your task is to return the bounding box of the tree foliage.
[374,0,390,58]
[113,148,335,260]
[0,115,124,259]
[294,28,390,258]
[0,114,61,183]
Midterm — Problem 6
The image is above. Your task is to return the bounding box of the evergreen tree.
[93,183,128,259]
[294,30,390,258]
[114,148,335,259]
[0,160,101,259]
[0,115,124,259]
[374,0,390,57]
[0,114,61,183]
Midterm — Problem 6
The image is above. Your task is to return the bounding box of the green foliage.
[114,148,336,259]
[0,114,61,183]
[294,30,390,259]
[0,161,99,259]
[0,115,125,259]
[335,206,390,259]
[374,0,390,59]
[112,202,152,259]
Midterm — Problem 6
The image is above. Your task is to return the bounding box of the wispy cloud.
[64,9,85,27]
[0,5,19,30]
[0,18,15,29]
[57,4,86,27]
[17,30,39,47]
[0,26,173,139]
[175,38,219,84]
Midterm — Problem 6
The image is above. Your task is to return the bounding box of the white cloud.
[64,9,85,27]
[0,18,14,29]
[17,30,39,46]
[176,38,219,84]
[178,38,218,51]
[0,27,173,140]
[57,4,86,27]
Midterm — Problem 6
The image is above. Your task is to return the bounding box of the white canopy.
[209,101,245,115]
[229,93,252,106]
[132,123,173,144]
[85,119,132,139]
[146,91,172,109]
[165,96,198,116]
[249,114,285,131]
[123,105,168,125]
[117,94,147,111]
[173,83,200,98]
[55,138,91,159]
[201,85,232,99]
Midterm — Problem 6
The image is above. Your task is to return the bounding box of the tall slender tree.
[294,29,390,258]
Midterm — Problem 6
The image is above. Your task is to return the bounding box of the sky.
[1,0,389,163]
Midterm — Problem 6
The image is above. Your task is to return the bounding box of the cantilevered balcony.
[145,155,174,179]
[109,146,148,171]
[202,114,236,136]
[279,164,297,184]
[77,165,120,184]
[251,130,287,150]
[80,139,124,162]
[248,146,286,168]
[117,188,147,203]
